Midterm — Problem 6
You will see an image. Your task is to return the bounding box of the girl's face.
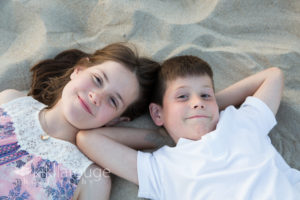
[60,61,139,129]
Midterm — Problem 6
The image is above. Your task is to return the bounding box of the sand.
[0,0,299,199]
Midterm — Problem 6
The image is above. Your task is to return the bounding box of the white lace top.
[1,96,92,176]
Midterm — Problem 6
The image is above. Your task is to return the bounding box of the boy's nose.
[88,91,102,106]
[192,96,205,109]
[193,104,205,109]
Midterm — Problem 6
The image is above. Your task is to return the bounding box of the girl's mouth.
[78,95,93,115]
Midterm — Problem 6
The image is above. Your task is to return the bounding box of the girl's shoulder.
[0,89,27,105]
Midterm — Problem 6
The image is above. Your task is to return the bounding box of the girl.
[0,43,160,199]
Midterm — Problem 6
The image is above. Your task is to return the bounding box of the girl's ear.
[70,66,85,79]
[105,117,131,127]
[149,103,164,126]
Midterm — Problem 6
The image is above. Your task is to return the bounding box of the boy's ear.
[70,66,85,79]
[105,117,130,127]
[149,103,164,126]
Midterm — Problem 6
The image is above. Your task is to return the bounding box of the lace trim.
[1,96,92,176]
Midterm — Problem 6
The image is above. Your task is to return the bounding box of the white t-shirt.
[137,97,300,200]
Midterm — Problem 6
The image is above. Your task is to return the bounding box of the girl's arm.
[0,89,27,105]
[216,67,284,115]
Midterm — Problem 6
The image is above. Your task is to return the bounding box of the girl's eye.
[110,97,118,108]
[94,75,103,86]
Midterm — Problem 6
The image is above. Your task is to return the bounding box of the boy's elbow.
[268,67,284,114]
[269,67,284,89]
[76,130,90,149]
[270,67,284,81]
[76,130,107,151]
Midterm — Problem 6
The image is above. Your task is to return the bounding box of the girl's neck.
[39,103,78,144]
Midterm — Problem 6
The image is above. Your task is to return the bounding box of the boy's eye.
[177,94,188,100]
[201,94,211,99]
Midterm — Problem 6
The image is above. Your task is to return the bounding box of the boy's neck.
[171,128,216,145]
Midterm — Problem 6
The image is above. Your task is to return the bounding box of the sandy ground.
[1,0,299,199]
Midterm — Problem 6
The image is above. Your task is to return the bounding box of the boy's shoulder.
[221,96,274,115]
[219,96,277,135]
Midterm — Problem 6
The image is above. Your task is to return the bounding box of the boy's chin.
[193,125,213,136]
[191,132,209,141]
[179,130,211,141]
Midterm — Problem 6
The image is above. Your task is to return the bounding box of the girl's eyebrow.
[100,70,109,83]
[116,93,124,106]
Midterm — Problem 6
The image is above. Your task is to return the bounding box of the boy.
[77,56,300,199]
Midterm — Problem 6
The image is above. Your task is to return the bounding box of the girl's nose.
[88,91,102,106]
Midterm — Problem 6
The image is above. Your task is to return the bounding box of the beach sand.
[1,0,299,199]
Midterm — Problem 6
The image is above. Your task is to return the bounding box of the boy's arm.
[76,129,139,185]
[80,127,166,150]
[216,67,284,115]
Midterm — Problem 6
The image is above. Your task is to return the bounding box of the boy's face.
[150,75,219,143]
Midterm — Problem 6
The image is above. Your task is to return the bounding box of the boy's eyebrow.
[202,85,213,89]
[176,85,212,90]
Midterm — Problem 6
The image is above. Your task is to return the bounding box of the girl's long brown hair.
[28,43,160,119]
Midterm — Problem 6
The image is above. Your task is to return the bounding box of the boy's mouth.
[186,115,210,119]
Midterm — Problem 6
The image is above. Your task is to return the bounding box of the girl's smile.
[78,95,93,116]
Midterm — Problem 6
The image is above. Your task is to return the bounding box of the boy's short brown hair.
[152,55,214,106]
